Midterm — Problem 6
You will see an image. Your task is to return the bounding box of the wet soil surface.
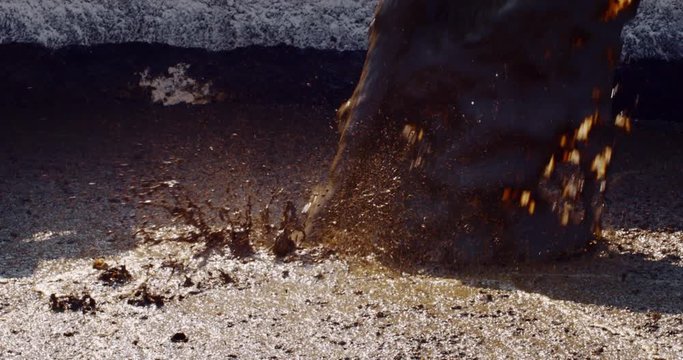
[0,44,682,359]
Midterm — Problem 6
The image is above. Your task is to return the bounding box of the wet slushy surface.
[0,44,681,359]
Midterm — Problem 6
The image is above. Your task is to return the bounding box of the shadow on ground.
[450,251,683,315]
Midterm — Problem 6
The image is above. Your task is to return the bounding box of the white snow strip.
[0,0,680,59]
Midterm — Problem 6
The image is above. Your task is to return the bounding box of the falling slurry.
[304,0,642,266]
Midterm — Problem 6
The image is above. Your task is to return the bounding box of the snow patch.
[0,0,680,60]
[623,0,683,60]
[138,63,212,106]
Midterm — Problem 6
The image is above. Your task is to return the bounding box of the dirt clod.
[170,332,189,343]
[49,294,97,314]
[98,265,133,286]
[127,285,167,308]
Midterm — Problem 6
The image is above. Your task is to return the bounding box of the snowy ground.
[1,97,681,360]
[0,44,682,359]
[0,0,681,60]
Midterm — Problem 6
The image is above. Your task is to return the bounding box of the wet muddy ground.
[0,44,682,359]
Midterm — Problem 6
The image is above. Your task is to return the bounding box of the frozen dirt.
[0,44,682,359]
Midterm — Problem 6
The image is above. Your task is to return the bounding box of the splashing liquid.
[305,0,641,266]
